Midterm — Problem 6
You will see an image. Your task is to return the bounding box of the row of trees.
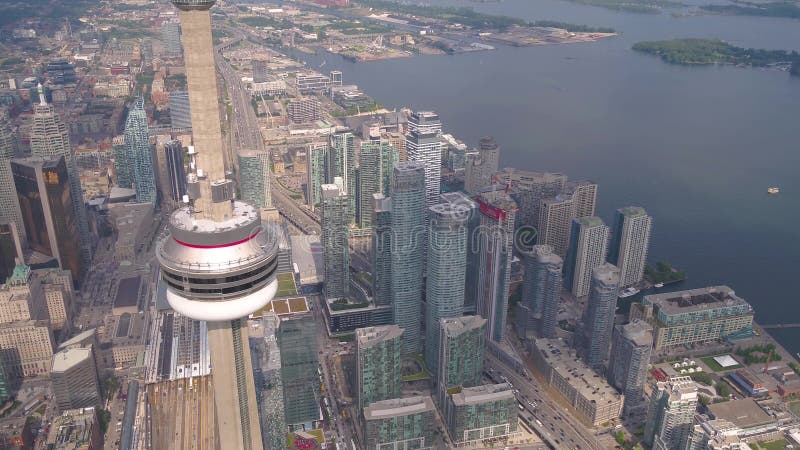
[633,39,800,69]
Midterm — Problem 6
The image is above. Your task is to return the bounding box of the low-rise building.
[531,338,623,426]
[632,286,754,350]
[363,396,435,450]
[707,399,782,443]
[447,383,518,444]
[47,407,103,450]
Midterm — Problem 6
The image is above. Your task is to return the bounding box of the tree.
[716,382,731,398]
[615,430,625,445]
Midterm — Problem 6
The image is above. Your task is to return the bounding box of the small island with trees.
[632,38,800,76]
[645,261,687,285]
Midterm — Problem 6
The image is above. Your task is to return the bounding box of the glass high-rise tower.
[406,111,442,207]
[564,216,609,298]
[124,96,157,205]
[358,140,397,229]
[581,263,620,371]
[356,325,402,411]
[608,319,653,414]
[0,114,25,246]
[321,183,350,300]
[521,244,563,339]
[371,194,392,307]
[238,150,271,209]
[608,206,652,288]
[390,162,427,354]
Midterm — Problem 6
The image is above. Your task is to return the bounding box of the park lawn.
[752,439,789,450]
[276,273,297,297]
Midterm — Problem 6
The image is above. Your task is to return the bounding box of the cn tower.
[157,2,277,449]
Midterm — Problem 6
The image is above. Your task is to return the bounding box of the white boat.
[767,187,780,194]
[654,282,664,288]
[619,287,640,298]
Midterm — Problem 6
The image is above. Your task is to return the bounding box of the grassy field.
[276,273,297,297]
[751,439,789,450]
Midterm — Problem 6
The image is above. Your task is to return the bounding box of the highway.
[485,352,605,450]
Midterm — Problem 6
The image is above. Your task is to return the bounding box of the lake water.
[289,0,800,354]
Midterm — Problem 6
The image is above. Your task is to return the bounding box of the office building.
[475,190,518,342]
[238,150,271,209]
[37,268,75,338]
[424,202,467,375]
[363,396,435,450]
[390,162,427,354]
[163,140,186,204]
[169,91,192,129]
[329,70,342,86]
[306,142,328,210]
[124,97,157,205]
[112,135,132,188]
[12,157,84,282]
[278,313,319,428]
[448,383,518,444]
[0,363,8,405]
[47,407,103,450]
[564,216,609,298]
[464,136,501,195]
[296,73,330,94]
[321,183,350,300]
[406,111,442,206]
[30,86,91,269]
[519,245,563,339]
[252,57,269,83]
[644,376,699,449]
[581,263,620,371]
[0,115,25,247]
[495,169,567,228]
[0,320,54,378]
[330,130,356,224]
[438,316,486,406]
[608,206,652,288]
[0,264,46,324]
[51,347,101,411]
[356,325,402,411]
[536,180,597,257]
[358,141,397,229]
[634,286,754,351]
[287,97,321,124]
[531,338,624,426]
[0,223,22,282]
[156,2,281,448]
[439,192,480,315]
[686,418,748,450]
[161,21,182,57]
[608,320,653,414]
[371,194,392,307]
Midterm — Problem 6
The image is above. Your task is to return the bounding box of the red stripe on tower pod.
[174,231,260,249]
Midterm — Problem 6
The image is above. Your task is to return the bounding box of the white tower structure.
[156,2,276,449]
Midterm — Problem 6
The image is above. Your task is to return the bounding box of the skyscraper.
[12,157,84,282]
[30,86,91,269]
[581,263,620,371]
[238,150,271,209]
[124,97,157,205]
[644,377,699,449]
[112,135,131,188]
[608,319,653,414]
[464,136,500,195]
[306,142,328,210]
[494,169,567,229]
[278,313,320,428]
[164,140,186,203]
[564,216,609,298]
[157,2,279,448]
[406,111,442,206]
[0,114,25,245]
[520,245,563,339]
[161,20,182,57]
[321,183,350,300]
[358,140,397,229]
[536,180,598,257]
[475,190,518,342]
[608,206,652,288]
[169,90,192,129]
[424,202,468,375]
[390,162,426,354]
[356,325,402,411]
[51,346,101,412]
[363,396,436,450]
[371,194,392,307]
[439,192,480,315]
[329,130,356,224]
[437,316,486,406]
[0,223,23,281]
[252,57,269,83]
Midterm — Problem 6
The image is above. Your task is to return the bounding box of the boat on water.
[619,287,640,298]
[654,282,664,288]
[767,187,780,194]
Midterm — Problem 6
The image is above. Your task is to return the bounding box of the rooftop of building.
[451,383,514,406]
[58,328,96,351]
[534,338,624,405]
[47,407,98,448]
[708,398,775,430]
[657,376,699,402]
[618,206,647,217]
[593,263,620,285]
[575,216,605,228]
[440,191,476,208]
[619,320,653,347]
[643,286,751,315]
[525,245,562,265]
[442,315,486,337]
[495,168,567,183]
[356,325,403,348]
[52,347,92,373]
[114,276,141,309]
[476,189,518,212]
[363,395,435,421]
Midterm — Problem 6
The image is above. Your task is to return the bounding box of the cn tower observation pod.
[157,201,279,322]
[171,0,216,11]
